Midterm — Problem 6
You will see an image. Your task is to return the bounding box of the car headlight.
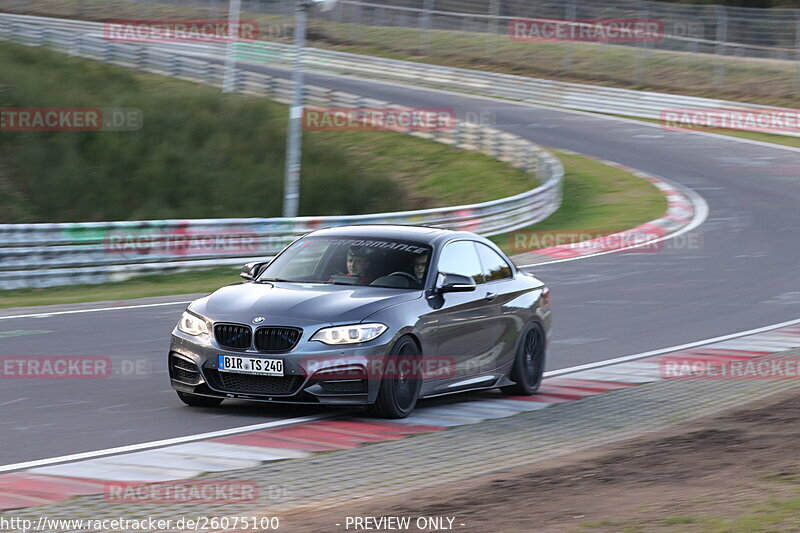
[311,323,388,345]
[177,311,210,337]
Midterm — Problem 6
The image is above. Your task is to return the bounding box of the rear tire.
[501,322,546,396]
[177,391,224,407]
[368,335,422,419]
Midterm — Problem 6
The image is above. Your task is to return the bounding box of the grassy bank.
[490,150,668,257]
[0,42,532,223]
[0,151,668,308]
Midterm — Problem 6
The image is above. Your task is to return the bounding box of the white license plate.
[218,355,284,377]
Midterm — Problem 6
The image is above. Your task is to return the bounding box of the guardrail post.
[376,6,386,28]
[634,0,648,87]
[223,0,242,93]
[794,10,800,95]
[714,5,727,91]
[563,0,577,75]
[349,1,362,43]
[524,143,535,174]
[136,45,147,70]
[419,0,433,55]
[104,41,115,64]
[453,122,463,148]
[492,132,502,159]
[170,54,179,77]
[486,0,499,59]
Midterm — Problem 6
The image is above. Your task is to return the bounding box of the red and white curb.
[514,154,707,267]
[1,320,798,510]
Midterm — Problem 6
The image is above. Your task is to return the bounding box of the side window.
[437,241,484,284]
[476,243,513,282]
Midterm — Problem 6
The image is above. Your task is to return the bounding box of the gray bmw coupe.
[169,225,551,418]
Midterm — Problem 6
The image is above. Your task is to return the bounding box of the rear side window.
[476,243,513,282]
[437,240,483,284]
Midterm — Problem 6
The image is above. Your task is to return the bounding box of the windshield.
[258,237,432,289]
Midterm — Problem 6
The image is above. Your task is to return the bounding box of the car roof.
[306,224,454,244]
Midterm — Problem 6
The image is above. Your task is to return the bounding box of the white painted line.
[556,371,656,384]
[4,320,797,473]
[0,301,192,321]
[0,397,27,407]
[0,413,339,473]
[544,317,800,378]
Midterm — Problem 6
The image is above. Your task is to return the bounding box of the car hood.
[190,281,421,326]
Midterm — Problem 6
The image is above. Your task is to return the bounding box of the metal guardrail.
[4,0,800,95]
[0,14,563,290]
[235,41,800,138]
[6,14,798,133]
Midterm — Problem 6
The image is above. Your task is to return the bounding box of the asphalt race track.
[0,55,798,466]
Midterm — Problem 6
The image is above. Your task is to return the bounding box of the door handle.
[485,292,497,301]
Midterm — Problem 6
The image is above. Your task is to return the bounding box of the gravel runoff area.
[2,349,800,532]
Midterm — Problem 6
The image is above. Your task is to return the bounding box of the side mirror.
[436,272,477,293]
[240,261,269,281]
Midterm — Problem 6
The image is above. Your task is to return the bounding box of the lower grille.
[170,354,202,385]
[318,379,368,394]
[206,369,302,396]
[174,367,200,382]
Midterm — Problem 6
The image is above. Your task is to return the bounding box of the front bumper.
[168,329,396,405]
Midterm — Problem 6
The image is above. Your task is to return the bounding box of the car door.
[474,242,520,372]
[428,240,498,388]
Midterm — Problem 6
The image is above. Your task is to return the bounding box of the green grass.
[491,150,668,257]
[7,0,800,106]
[0,151,668,308]
[662,516,697,525]
[696,496,800,532]
[0,267,241,309]
[602,494,800,533]
[0,42,532,223]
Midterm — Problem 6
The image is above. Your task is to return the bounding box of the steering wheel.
[387,271,419,286]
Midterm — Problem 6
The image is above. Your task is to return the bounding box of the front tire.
[501,322,546,396]
[177,391,224,407]
[368,335,422,419]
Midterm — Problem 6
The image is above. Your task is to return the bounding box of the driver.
[413,252,428,286]
[341,246,375,284]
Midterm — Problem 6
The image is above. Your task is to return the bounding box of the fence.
[2,0,799,98]
[6,14,798,137]
[0,14,563,289]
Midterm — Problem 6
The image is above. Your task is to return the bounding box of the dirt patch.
[274,387,800,532]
